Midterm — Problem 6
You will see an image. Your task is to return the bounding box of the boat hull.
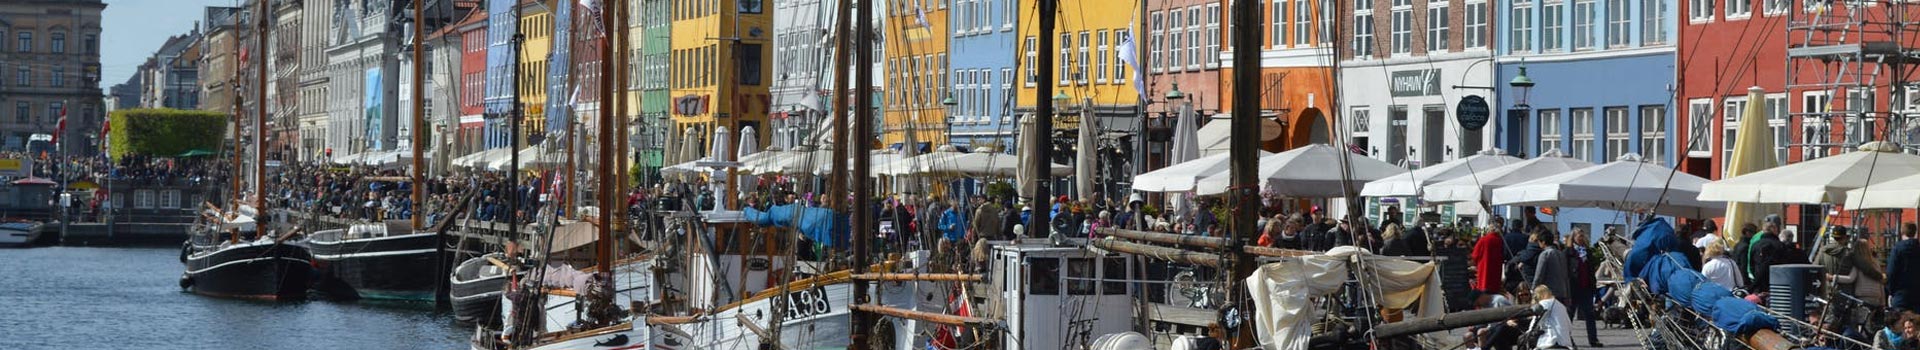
[182,241,313,301]
[449,253,515,325]
[309,232,444,301]
[0,223,42,247]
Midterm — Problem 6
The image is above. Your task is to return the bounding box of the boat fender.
[179,274,194,289]
[179,241,192,263]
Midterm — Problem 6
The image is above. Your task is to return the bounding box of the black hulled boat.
[307,222,444,301]
[180,212,313,301]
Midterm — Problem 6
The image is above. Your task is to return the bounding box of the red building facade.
[457,10,489,157]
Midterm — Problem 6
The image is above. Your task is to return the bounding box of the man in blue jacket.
[1889,223,1920,313]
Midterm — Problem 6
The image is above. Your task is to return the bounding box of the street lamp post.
[1507,66,1536,157]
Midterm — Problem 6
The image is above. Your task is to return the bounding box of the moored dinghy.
[451,252,522,325]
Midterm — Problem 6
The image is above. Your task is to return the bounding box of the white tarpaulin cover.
[1842,172,1920,210]
[1194,144,1406,197]
[1131,150,1275,192]
[1361,149,1522,197]
[1246,246,1446,350]
[1492,153,1724,218]
[1420,149,1591,204]
[1700,141,1920,205]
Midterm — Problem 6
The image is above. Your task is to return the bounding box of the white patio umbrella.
[660,159,707,177]
[1168,104,1201,168]
[1194,144,1406,197]
[1076,107,1099,200]
[1130,150,1275,192]
[488,143,562,171]
[1421,149,1593,204]
[1700,141,1920,205]
[1843,172,1920,209]
[878,145,965,176]
[1018,114,1038,197]
[1492,153,1724,218]
[754,145,826,175]
[738,145,786,173]
[736,126,759,192]
[451,148,507,168]
[905,147,1068,178]
[1360,148,1523,197]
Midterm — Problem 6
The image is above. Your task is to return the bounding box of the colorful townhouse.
[881,0,950,147]
[947,0,1020,149]
[668,0,774,158]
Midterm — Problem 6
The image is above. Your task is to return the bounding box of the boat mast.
[254,0,270,211]
[613,0,631,236]
[848,0,876,347]
[595,0,617,271]
[1027,0,1056,240]
[826,0,851,212]
[229,6,243,208]
[1226,0,1261,348]
[508,0,524,251]
[410,0,426,231]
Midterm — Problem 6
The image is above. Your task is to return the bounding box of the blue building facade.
[1493,0,1679,233]
[945,0,1019,149]
[483,0,519,149]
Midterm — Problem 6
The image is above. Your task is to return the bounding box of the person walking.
[1889,223,1920,313]
[970,195,1004,240]
[1532,230,1572,307]
[1470,226,1508,294]
[1567,229,1603,348]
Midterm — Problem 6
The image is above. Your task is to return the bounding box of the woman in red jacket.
[1470,226,1507,294]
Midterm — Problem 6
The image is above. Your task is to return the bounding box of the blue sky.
[101,0,241,87]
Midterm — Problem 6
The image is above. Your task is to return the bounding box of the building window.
[51,33,65,54]
[1024,36,1037,87]
[1390,8,1412,54]
[1726,0,1750,18]
[1605,107,1630,160]
[1688,98,1712,155]
[1113,30,1128,84]
[1764,0,1787,14]
[1296,0,1313,46]
[1640,105,1667,165]
[16,32,30,52]
[1541,109,1563,156]
[1643,0,1668,44]
[1511,0,1535,52]
[1077,31,1091,84]
[1273,0,1287,47]
[1095,30,1109,84]
[1426,5,1450,52]
[1001,68,1013,123]
[1465,1,1488,48]
[1207,3,1223,67]
[1188,6,1204,70]
[1355,13,1376,58]
[1542,1,1565,51]
[1571,108,1595,161]
[1606,0,1630,47]
[51,66,63,87]
[14,102,26,123]
[1690,0,1715,21]
[1388,106,1409,163]
[1802,91,1831,159]
[1150,11,1164,73]
[1573,0,1596,50]
[1059,32,1073,85]
[47,103,62,126]
[1763,94,1789,163]
[1169,10,1185,70]
[1320,0,1336,44]
[1722,96,1747,175]
[1847,88,1876,145]
[16,68,27,87]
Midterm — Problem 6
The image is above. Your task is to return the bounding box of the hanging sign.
[1457,95,1491,130]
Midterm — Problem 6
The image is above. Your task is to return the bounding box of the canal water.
[0,246,469,349]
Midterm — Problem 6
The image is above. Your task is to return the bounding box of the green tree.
[108,108,229,160]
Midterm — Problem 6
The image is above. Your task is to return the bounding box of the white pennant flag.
[1116,26,1146,101]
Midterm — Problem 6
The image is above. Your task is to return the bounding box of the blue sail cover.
[743,204,848,248]
[1628,217,1779,334]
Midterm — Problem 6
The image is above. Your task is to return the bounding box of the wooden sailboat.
[180,0,312,302]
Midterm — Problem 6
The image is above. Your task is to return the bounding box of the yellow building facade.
[881,0,948,146]
[668,0,774,155]
[519,4,553,139]
[1015,0,1141,130]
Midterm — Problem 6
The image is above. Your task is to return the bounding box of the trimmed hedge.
[108,108,229,160]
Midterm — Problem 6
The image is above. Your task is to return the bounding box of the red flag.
[52,104,67,144]
[99,113,111,140]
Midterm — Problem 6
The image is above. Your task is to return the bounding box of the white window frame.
[1188,6,1205,70]
[1690,0,1715,21]
[1296,0,1313,46]
[1023,36,1037,87]
[1643,0,1668,44]
[1355,12,1376,58]
[1541,109,1564,155]
[1465,1,1489,49]
[1764,0,1788,15]
[1640,105,1668,165]
[1573,0,1597,50]
[1606,0,1631,47]
[1390,8,1413,54]
[1605,107,1631,160]
[1150,11,1164,73]
[1542,1,1565,52]
[1572,108,1596,162]
[1060,33,1073,86]
[1426,4,1450,52]
[1765,93,1789,164]
[1113,30,1129,84]
[1095,30,1109,84]
[1802,91,1832,160]
[1274,0,1288,48]
[1207,3,1223,68]
[1169,10,1185,71]
[1722,96,1747,176]
[1726,0,1751,19]
[1320,0,1336,44]
[1077,31,1091,84]
[1511,0,1535,53]
[1001,68,1014,124]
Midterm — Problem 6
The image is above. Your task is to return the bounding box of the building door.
[1423,105,1446,166]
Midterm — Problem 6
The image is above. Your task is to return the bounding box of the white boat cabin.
[990,240,1138,350]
